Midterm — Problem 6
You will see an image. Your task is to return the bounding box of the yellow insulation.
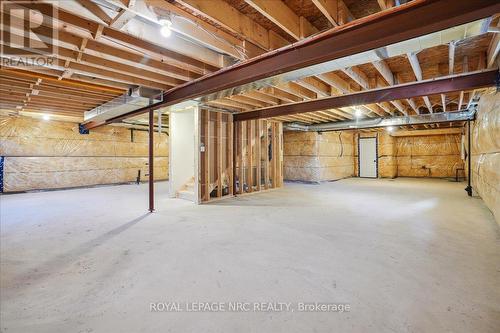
[0,116,168,192]
[470,93,500,223]
[396,134,463,178]
[283,131,354,182]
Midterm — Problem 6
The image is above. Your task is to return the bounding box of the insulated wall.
[283,131,354,182]
[0,116,168,192]
[395,134,463,178]
[286,129,462,182]
[470,93,500,223]
[354,131,462,178]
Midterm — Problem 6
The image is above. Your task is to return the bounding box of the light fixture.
[386,126,394,132]
[354,108,363,118]
[159,17,172,38]
[42,114,50,121]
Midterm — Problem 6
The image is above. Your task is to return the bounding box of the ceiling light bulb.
[159,17,173,38]
[42,114,50,121]
[160,25,172,37]
[386,126,394,132]
[355,109,363,118]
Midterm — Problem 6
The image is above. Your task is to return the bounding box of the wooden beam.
[296,77,330,97]
[145,0,248,60]
[238,121,244,194]
[177,0,274,50]
[407,52,423,80]
[16,2,220,72]
[317,72,350,93]
[487,32,500,68]
[204,109,210,201]
[263,120,269,189]
[0,68,124,94]
[449,41,456,74]
[246,121,253,192]
[228,114,234,195]
[75,0,112,25]
[377,0,396,10]
[372,60,394,85]
[407,52,433,112]
[276,82,315,100]
[342,66,370,89]
[216,112,222,198]
[312,0,339,26]
[109,8,136,29]
[244,0,317,40]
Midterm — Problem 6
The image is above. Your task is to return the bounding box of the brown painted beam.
[160,0,498,105]
[83,0,499,130]
[233,70,498,121]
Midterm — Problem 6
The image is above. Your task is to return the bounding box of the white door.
[359,137,377,178]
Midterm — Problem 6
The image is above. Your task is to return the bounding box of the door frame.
[358,135,378,178]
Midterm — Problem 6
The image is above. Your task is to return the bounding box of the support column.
[465,119,472,196]
[149,108,155,212]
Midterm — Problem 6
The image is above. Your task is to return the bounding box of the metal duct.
[284,108,476,132]
[84,87,162,123]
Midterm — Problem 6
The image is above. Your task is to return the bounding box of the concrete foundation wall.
[470,93,500,223]
[0,116,168,192]
[283,131,354,182]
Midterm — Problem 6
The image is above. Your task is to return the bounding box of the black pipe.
[465,119,472,196]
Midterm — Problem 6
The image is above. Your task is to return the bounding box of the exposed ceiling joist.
[407,52,433,113]
[311,0,340,26]
[75,0,113,25]
[83,0,500,129]
[244,0,317,40]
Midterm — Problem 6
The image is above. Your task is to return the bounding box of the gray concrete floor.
[1,178,499,333]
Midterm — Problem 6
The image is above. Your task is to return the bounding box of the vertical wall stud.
[271,122,277,188]
[264,120,269,190]
[247,120,253,192]
[217,112,223,198]
[229,114,234,196]
[204,109,210,201]
[238,121,244,194]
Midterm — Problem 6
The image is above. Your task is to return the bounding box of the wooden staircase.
[176,177,195,202]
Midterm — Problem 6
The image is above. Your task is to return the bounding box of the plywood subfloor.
[1,179,499,332]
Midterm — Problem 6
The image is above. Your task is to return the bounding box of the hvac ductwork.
[284,108,477,132]
[84,87,162,123]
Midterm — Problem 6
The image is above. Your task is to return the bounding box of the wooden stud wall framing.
[199,108,234,203]
[235,119,283,196]
[199,109,283,203]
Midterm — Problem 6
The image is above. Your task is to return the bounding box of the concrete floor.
[1,178,499,332]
